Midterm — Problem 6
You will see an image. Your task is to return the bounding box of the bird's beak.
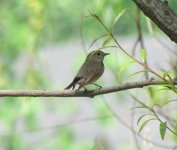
[104,53,110,56]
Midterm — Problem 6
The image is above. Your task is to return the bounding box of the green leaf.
[137,114,154,125]
[162,70,177,92]
[139,118,156,134]
[140,48,147,63]
[127,70,149,79]
[162,99,177,106]
[162,70,171,79]
[112,9,127,29]
[117,60,135,80]
[162,70,173,82]
[89,34,110,48]
[130,105,147,110]
[102,37,113,47]
[157,86,171,91]
[160,122,167,140]
[132,96,148,108]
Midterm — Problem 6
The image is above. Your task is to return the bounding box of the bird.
[65,50,109,90]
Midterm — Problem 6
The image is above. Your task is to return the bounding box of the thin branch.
[0,115,113,136]
[102,97,174,149]
[132,8,145,55]
[79,15,88,54]
[0,80,176,98]
[131,13,144,148]
[150,108,177,136]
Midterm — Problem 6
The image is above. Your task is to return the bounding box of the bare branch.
[133,0,177,43]
[0,80,176,98]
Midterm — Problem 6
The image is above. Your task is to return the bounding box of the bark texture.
[133,0,177,43]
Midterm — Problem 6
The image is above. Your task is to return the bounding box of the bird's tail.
[65,81,75,90]
[64,77,82,90]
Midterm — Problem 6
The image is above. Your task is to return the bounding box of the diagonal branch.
[0,80,176,98]
[133,0,177,43]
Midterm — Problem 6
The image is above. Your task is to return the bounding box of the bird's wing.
[76,61,89,77]
[77,61,104,84]
[85,70,103,84]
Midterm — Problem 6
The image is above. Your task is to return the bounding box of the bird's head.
[86,50,109,62]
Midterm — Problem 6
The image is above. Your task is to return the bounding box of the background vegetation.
[0,0,177,149]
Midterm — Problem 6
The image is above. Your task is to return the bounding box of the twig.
[150,108,177,136]
[102,97,174,149]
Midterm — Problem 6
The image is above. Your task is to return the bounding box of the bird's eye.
[97,52,101,56]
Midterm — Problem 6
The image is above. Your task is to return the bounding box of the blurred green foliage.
[0,0,177,149]
[1,0,177,60]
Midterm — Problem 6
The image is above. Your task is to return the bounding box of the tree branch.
[0,80,176,98]
[132,0,177,43]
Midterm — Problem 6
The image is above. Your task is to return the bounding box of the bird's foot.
[84,87,88,92]
[92,83,102,89]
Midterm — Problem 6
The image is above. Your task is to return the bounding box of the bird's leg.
[92,83,102,88]
[77,85,88,92]
[83,87,88,92]
[72,85,76,90]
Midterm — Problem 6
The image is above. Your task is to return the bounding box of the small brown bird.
[65,50,109,90]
